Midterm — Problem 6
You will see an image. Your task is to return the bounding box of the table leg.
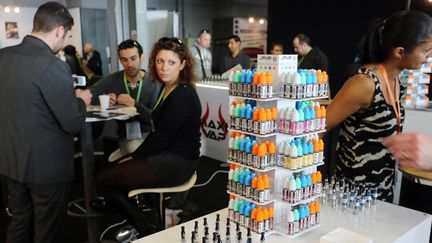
[81,122,99,243]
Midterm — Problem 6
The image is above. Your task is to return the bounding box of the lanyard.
[378,64,401,133]
[152,84,177,110]
[298,49,311,67]
[123,74,143,103]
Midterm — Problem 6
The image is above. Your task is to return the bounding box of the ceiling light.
[248,17,254,23]
[4,6,11,13]
[259,19,265,24]
[13,6,20,13]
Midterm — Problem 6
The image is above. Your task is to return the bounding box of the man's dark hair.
[229,35,241,43]
[295,33,311,46]
[32,2,74,33]
[117,39,143,56]
[198,29,211,37]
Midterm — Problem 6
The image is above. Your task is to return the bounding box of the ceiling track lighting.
[3,0,20,14]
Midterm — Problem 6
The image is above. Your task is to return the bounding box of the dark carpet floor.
[0,153,228,243]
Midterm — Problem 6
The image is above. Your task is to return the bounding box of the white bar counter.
[135,200,431,243]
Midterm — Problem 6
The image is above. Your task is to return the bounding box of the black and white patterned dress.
[336,67,405,202]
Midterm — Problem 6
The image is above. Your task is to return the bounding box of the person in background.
[63,45,86,77]
[221,35,250,73]
[190,29,212,81]
[292,33,328,71]
[0,2,92,242]
[383,133,432,170]
[326,11,432,201]
[95,37,201,236]
[83,43,103,76]
[270,41,284,55]
[90,40,160,161]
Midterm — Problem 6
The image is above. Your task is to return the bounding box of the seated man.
[90,40,161,160]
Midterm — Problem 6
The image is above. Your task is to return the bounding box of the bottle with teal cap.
[293,208,300,233]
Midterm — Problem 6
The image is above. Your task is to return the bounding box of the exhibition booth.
[0,1,431,243]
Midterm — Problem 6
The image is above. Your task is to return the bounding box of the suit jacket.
[84,50,102,76]
[0,36,87,184]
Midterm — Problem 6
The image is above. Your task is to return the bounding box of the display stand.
[226,54,329,238]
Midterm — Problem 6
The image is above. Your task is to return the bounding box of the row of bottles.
[228,134,276,169]
[286,201,321,236]
[228,196,274,233]
[228,70,274,98]
[277,138,324,170]
[227,168,271,203]
[229,101,278,135]
[282,172,322,203]
[280,69,329,99]
[278,102,326,135]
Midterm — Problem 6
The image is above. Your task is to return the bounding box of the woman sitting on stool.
[95,37,201,236]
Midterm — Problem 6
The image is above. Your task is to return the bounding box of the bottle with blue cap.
[298,206,305,231]
[246,70,253,97]
[305,70,313,98]
[304,205,310,229]
[311,70,319,97]
[245,172,252,198]
[301,175,308,200]
[239,201,246,226]
[240,70,247,97]
[240,104,248,131]
[304,108,310,133]
[239,170,246,196]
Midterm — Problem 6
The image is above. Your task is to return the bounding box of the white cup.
[99,94,110,111]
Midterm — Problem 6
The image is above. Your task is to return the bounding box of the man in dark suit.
[0,2,92,243]
[84,43,103,76]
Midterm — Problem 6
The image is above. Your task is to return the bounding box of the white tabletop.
[85,105,138,122]
[135,200,431,243]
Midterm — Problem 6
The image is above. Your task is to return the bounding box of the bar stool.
[128,171,198,229]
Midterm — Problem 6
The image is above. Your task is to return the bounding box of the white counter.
[135,200,431,243]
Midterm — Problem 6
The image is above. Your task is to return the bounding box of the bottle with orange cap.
[267,142,276,166]
[252,107,260,134]
[256,207,265,233]
[263,174,270,201]
[258,108,267,135]
[262,207,270,232]
[315,171,322,195]
[318,139,324,163]
[250,207,257,231]
[322,71,329,97]
[267,72,273,98]
[250,176,258,200]
[309,202,316,226]
[249,142,257,167]
[258,72,268,99]
[257,143,268,169]
[256,176,265,203]
[252,72,260,98]
[320,106,326,131]
[315,201,321,224]
[265,108,272,133]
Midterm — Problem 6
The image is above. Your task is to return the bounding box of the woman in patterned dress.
[326,11,432,201]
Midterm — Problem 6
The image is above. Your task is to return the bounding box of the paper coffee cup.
[99,95,110,111]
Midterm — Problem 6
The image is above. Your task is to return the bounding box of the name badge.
[126,121,142,140]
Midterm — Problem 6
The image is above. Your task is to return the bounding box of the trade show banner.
[196,84,229,162]
[233,17,267,55]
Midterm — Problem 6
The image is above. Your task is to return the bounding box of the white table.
[135,200,431,243]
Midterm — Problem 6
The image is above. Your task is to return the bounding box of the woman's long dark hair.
[360,10,432,64]
[148,37,196,85]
